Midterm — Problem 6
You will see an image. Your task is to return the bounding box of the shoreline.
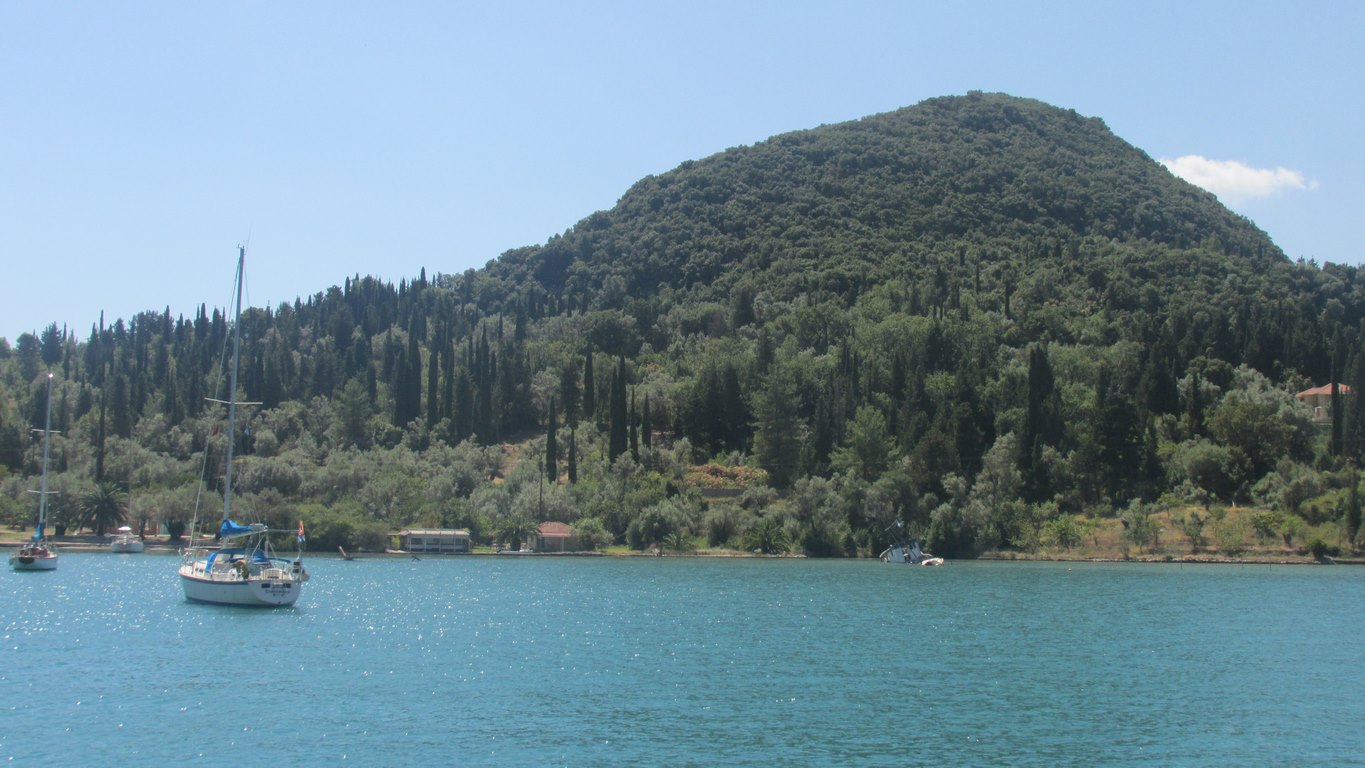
[2,536,1349,564]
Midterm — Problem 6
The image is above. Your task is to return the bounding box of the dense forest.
[4,92,1364,558]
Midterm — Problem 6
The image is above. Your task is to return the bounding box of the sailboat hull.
[179,562,305,606]
[110,536,145,553]
[9,551,59,571]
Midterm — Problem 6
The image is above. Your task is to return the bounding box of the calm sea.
[3,553,1362,766]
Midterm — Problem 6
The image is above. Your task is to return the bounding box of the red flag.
[211,426,220,437]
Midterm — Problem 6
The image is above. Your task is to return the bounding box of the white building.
[399,528,471,554]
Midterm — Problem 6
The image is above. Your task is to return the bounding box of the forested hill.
[4,92,1365,560]
[486,91,1283,307]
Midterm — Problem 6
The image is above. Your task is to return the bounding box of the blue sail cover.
[205,547,271,570]
[205,548,244,569]
[219,519,256,538]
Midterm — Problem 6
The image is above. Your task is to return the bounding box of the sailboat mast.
[36,372,53,539]
[221,245,246,523]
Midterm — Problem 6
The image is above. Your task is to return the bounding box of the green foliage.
[1042,514,1082,550]
[1277,514,1306,549]
[3,93,1360,562]
[1173,510,1207,553]
[703,503,748,548]
[742,515,790,555]
[1215,516,1249,557]
[1121,501,1161,554]
[626,497,692,550]
[571,516,609,551]
[1249,510,1284,543]
[831,406,897,482]
[1345,472,1362,546]
[78,481,127,536]
[296,501,389,551]
[493,515,539,551]
[1173,440,1245,507]
[1207,368,1315,483]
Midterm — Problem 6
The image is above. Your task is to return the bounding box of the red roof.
[537,521,572,538]
[1297,383,1352,398]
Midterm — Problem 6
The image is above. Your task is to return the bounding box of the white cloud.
[1160,155,1316,204]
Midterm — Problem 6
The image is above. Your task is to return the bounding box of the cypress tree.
[567,428,577,484]
[441,334,455,426]
[427,335,441,426]
[1022,344,1061,500]
[110,373,132,439]
[642,393,652,451]
[1183,371,1204,438]
[609,356,628,461]
[1346,468,1362,546]
[583,347,596,422]
[629,388,639,461]
[546,397,558,483]
[560,361,581,429]
[95,388,107,483]
[408,325,423,426]
[1331,328,1345,456]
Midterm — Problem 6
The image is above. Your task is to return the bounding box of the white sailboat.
[109,526,145,553]
[178,245,308,606]
[10,372,59,571]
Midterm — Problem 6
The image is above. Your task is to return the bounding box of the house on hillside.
[531,522,577,552]
[398,528,471,554]
[1295,383,1352,422]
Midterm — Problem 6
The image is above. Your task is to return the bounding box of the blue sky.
[2,1,1360,341]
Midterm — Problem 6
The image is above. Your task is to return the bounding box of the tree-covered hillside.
[3,92,1364,559]
[491,92,1282,308]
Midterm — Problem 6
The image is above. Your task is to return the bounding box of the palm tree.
[743,517,789,555]
[79,481,128,536]
[495,515,540,552]
[662,529,694,553]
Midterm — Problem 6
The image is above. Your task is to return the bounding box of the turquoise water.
[3,554,1362,766]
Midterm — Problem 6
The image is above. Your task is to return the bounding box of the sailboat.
[10,372,59,571]
[178,245,308,606]
[109,526,145,553]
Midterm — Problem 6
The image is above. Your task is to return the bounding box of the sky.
[3,0,1361,341]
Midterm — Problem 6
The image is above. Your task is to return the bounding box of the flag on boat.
[297,520,306,544]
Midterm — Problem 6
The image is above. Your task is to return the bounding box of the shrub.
[1308,538,1329,561]
[1174,510,1207,553]
[1042,515,1082,550]
[1215,516,1249,557]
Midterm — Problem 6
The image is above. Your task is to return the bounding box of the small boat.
[879,521,945,566]
[10,372,59,572]
[178,246,309,607]
[880,539,945,566]
[109,526,145,553]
